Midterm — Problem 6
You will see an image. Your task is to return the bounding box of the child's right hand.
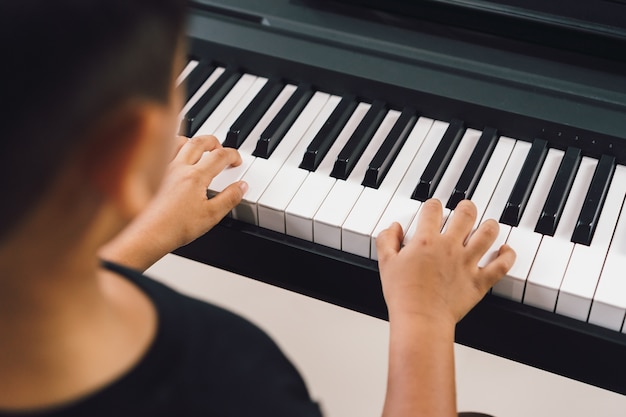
[376,199,516,326]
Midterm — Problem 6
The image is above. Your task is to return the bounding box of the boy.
[0,1,515,416]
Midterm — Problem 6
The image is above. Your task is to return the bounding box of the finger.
[174,135,222,164]
[172,135,189,159]
[205,181,248,225]
[197,147,242,178]
[376,222,403,263]
[444,199,477,242]
[408,199,443,244]
[465,219,499,261]
[479,244,516,289]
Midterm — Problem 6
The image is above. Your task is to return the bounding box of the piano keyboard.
[176,56,626,335]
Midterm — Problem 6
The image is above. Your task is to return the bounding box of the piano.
[174,0,626,395]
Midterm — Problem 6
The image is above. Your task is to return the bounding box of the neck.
[0,248,98,314]
[0,196,108,329]
[0,207,156,411]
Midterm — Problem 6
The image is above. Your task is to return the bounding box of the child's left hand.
[100,135,247,271]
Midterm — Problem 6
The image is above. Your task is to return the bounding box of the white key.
[207,85,297,196]
[480,141,531,291]
[480,141,530,297]
[233,92,330,224]
[179,67,225,117]
[481,141,533,225]
[557,166,626,321]
[519,149,565,230]
[501,230,541,302]
[370,121,450,260]
[431,129,483,204]
[342,117,434,257]
[589,188,626,331]
[524,157,597,311]
[177,60,199,85]
[194,74,260,137]
[469,137,516,229]
[285,103,371,241]
[439,136,516,234]
[313,111,400,249]
[405,128,482,244]
[212,77,269,142]
[257,96,342,233]
[501,148,564,302]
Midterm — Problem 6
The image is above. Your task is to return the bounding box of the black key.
[571,154,616,245]
[447,127,498,209]
[253,84,314,159]
[500,139,548,226]
[179,67,242,137]
[223,79,284,149]
[330,100,387,180]
[362,108,418,189]
[535,147,582,236]
[300,95,358,172]
[411,119,465,201]
[177,60,215,104]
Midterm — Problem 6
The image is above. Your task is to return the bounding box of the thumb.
[479,244,516,289]
[376,222,403,263]
[207,181,248,220]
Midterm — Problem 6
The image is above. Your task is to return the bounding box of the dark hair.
[0,0,187,239]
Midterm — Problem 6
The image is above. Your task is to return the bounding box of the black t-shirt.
[0,261,323,416]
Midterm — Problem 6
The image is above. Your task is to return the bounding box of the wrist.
[99,217,169,272]
[388,309,456,338]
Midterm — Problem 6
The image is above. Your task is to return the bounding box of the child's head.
[0,0,187,243]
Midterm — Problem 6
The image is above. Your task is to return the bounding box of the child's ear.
[82,102,173,220]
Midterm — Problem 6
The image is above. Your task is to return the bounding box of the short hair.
[0,0,187,239]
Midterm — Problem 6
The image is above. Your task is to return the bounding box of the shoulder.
[106,260,275,354]
[104,261,323,417]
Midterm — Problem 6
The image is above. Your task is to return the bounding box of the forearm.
[383,314,457,417]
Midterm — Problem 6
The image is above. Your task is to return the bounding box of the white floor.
[147,254,626,417]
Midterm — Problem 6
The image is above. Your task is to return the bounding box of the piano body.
[175,0,626,394]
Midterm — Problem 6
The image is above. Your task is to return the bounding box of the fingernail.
[239,181,249,194]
